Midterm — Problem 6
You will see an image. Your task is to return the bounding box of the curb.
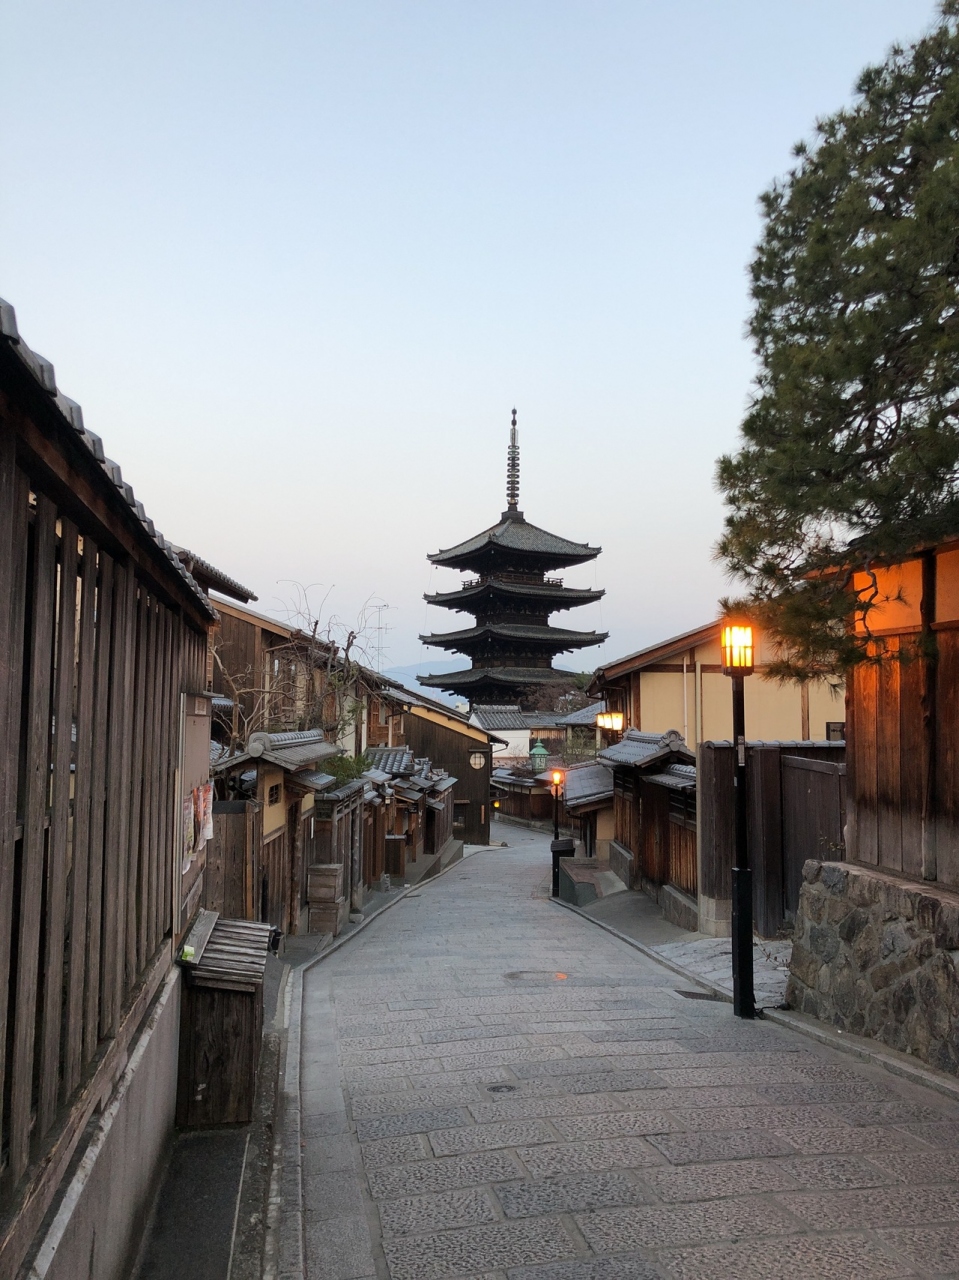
[553,895,959,1106]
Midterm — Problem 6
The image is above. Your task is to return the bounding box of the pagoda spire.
[506,408,520,515]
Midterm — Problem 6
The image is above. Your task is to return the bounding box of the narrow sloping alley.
[278,829,959,1280]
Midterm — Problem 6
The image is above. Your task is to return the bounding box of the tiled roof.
[171,546,257,603]
[598,728,694,770]
[643,763,697,790]
[562,762,614,809]
[426,579,605,608]
[429,514,600,569]
[0,297,215,621]
[366,746,416,777]
[422,622,607,650]
[555,701,605,727]
[215,729,342,772]
[420,667,576,690]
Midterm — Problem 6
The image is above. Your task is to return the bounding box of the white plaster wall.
[28,968,181,1280]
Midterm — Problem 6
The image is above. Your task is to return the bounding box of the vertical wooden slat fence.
[0,442,210,1273]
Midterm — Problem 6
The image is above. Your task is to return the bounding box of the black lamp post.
[549,768,574,896]
[722,622,756,1020]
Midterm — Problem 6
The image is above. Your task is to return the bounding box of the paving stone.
[552,1112,682,1140]
[468,1094,622,1124]
[773,1125,925,1155]
[355,1108,470,1142]
[412,1066,517,1087]
[878,1224,959,1271]
[641,1158,800,1202]
[302,1134,358,1178]
[663,1104,838,1132]
[420,1025,523,1044]
[430,1120,557,1156]
[382,1218,577,1280]
[560,1072,667,1095]
[895,1119,959,1147]
[782,1184,959,1230]
[516,1138,663,1176]
[659,1231,911,1279]
[647,1129,796,1165]
[866,1150,959,1183]
[649,1065,804,1087]
[377,1187,499,1236]
[368,1151,523,1200]
[339,1033,424,1052]
[352,1088,482,1117]
[495,1171,652,1218]
[302,1212,376,1280]
[826,1101,947,1126]
[756,1081,899,1105]
[575,1198,798,1251]
[507,1257,664,1280]
[359,1134,431,1168]
[778,1154,898,1189]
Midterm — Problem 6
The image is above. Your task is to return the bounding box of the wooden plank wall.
[0,437,207,1258]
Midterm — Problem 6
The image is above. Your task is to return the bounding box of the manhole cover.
[486,1084,516,1093]
[677,989,725,1002]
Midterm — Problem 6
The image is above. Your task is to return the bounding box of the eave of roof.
[0,298,215,623]
[590,621,719,687]
[420,666,577,689]
[425,580,605,607]
[421,622,607,649]
[172,546,257,603]
[429,513,601,569]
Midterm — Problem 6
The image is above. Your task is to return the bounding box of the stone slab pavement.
[279,825,959,1280]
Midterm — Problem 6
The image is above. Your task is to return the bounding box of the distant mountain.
[380,662,465,710]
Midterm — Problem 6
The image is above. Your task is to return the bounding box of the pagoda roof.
[429,513,600,571]
[425,578,605,610]
[421,622,607,651]
[419,666,575,692]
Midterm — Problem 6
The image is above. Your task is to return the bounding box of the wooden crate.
[307,862,344,902]
[176,911,272,1128]
[308,896,348,936]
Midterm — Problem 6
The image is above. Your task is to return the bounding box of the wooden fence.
[0,418,209,1273]
[699,741,846,937]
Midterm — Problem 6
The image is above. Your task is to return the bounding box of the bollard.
[551,838,576,897]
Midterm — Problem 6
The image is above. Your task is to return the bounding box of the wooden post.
[921,550,938,882]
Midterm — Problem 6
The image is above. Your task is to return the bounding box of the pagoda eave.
[424,582,605,611]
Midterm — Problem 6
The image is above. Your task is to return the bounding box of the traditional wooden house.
[562,761,614,858]
[596,730,699,927]
[589,622,845,746]
[211,729,342,935]
[788,537,959,1074]
[365,747,459,880]
[0,297,216,1278]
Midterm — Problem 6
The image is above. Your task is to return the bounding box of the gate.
[782,756,846,915]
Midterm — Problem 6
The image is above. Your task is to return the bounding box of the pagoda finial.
[506,409,520,513]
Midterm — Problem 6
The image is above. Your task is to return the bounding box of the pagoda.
[420,413,607,707]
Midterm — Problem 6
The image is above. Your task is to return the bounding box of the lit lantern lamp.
[721,621,756,1019]
[595,711,624,733]
[721,624,754,677]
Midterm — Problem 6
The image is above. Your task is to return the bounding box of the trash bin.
[176,910,273,1128]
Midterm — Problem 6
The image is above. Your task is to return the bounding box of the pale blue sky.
[1,0,939,671]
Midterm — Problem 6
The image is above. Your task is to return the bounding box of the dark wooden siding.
[404,713,490,844]
[0,408,209,1272]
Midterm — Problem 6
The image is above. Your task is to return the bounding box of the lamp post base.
[731,865,756,1019]
[551,838,576,898]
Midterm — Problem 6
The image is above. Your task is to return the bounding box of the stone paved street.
[282,827,959,1280]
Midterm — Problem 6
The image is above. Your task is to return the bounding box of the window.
[668,790,697,831]
[469,751,486,770]
[825,722,846,742]
[268,783,281,806]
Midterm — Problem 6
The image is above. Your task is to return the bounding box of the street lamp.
[595,711,624,733]
[721,622,756,1019]
[551,768,564,841]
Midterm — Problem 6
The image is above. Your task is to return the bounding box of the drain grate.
[677,988,725,1002]
[486,1084,516,1093]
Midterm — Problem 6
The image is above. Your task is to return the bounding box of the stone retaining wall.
[787,859,959,1076]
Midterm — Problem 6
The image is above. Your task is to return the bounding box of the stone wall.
[788,859,959,1076]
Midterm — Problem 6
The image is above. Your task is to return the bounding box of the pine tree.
[718,1,959,676]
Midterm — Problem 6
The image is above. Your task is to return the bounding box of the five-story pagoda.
[420,413,607,707]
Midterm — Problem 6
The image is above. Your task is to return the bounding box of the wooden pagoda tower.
[420,413,606,707]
